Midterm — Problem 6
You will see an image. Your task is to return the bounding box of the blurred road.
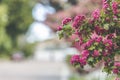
[0,60,70,80]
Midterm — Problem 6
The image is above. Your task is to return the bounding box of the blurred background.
[0,0,115,80]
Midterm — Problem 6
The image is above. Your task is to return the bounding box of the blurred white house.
[33,38,78,61]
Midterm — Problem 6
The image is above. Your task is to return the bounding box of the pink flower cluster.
[62,18,72,26]
[93,50,100,57]
[70,55,80,64]
[57,26,62,31]
[71,50,89,66]
[70,32,115,70]
[113,62,120,74]
[103,38,113,50]
[81,50,89,58]
[86,32,103,46]
[72,15,85,29]
[92,9,100,20]
[115,62,120,67]
[91,32,103,43]
[102,0,109,9]
[79,56,87,66]
[85,39,93,47]
[57,18,72,31]
[112,2,118,14]
[85,32,115,56]
[106,33,116,39]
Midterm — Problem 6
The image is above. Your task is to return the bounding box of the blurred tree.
[0,4,12,55]
[49,0,63,11]
[68,0,78,5]
[0,0,35,57]
[5,0,33,46]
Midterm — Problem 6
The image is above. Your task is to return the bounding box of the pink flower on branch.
[72,15,85,29]
[102,0,109,9]
[79,57,87,66]
[106,33,116,39]
[90,32,99,40]
[112,2,118,14]
[92,9,100,20]
[113,68,119,74]
[70,55,80,64]
[81,50,89,57]
[95,36,102,43]
[103,38,113,48]
[62,18,72,26]
[114,62,120,67]
[85,39,93,47]
[57,26,63,31]
[93,50,100,57]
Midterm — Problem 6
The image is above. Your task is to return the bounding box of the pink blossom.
[93,50,100,57]
[90,32,99,40]
[92,9,100,20]
[113,68,119,74]
[79,57,87,65]
[57,26,62,31]
[70,55,80,64]
[62,18,72,26]
[85,39,93,47]
[74,15,85,22]
[114,62,120,67]
[95,36,103,43]
[112,2,118,14]
[90,32,98,39]
[103,39,113,50]
[72,21,80,29]
[102,0,107,3]
[72,15,85,28]
[103,38,113,47]
[80,43,87,50]
[107,33,116,39]
[102,0,109,9]
[81,50,89,57]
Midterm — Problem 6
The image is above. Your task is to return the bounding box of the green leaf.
[104,24,109,30]
[75,38,79,42]
[88,45,95,50]
[98,48,102,52]
[88,57,94,62]
[58,31,64,39]
[94,42,98,46]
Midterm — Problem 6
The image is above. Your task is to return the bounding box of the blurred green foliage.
[0,0,36,58]
[66,55,72,65]
[22,43,36,57]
